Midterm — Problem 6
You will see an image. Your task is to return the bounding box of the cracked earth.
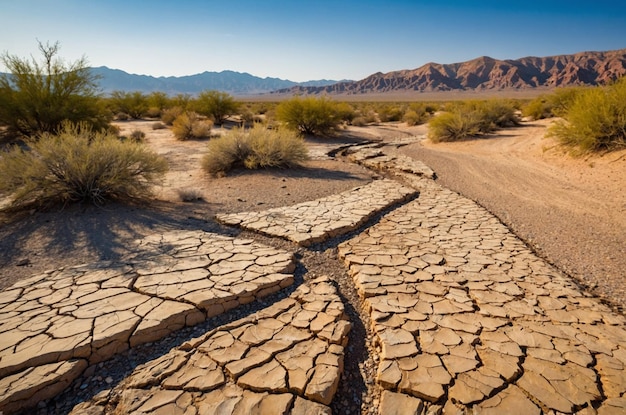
[1,127,625,415]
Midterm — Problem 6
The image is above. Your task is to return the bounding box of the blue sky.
[1,0,625,82]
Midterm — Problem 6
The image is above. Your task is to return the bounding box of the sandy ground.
[396,119,626,311]
[0,118,624,313]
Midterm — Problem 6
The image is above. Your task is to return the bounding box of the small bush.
[378,105,405,122]
[428,111,481,143]
[548,78,626,153]
[129,129,145,142]
[0,122,168,209]
[428,99,519,142]
[151,122,166,130]
[202,124,308,176]
[275,96,343,135]
[172,112,213,140]
[178,188,204,202]
[161,106,183,125]
[115,112,131,121]
[403,103,433,126]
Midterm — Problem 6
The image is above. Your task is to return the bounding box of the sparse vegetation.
[428,99,519,142]
[172,112,213,140]
[0,41,110,140]
[194,90,239,125]
[0,122,168,210]
[161,106,184,125]
[202,124,308,176]
[522,87,585,120]
[548,78,626,153]
[276,96,343,135]
[403,103,435,126]
[128,129,145,142]
[108,91,149,119]
[177,188,204,202]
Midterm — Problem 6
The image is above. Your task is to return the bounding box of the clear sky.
[1,0,625,82]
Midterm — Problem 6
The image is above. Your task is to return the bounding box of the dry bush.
[177,188,204,202]
[0,122,168,210]
[128,129,145,142]
[172,112,213,140]
[151,122,166,130]
[202,124,308,176]
[161,106,184,125]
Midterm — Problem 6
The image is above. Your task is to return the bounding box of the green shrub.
[276,96,343,135]
[477,99,520,130]
[378,104,405,122]
[172,112,213,140]
[522,96,550,120]
[0,41,110,140]
[202,124,308,176]
[548,78,626,153]
[194,90,239,125]
[428,111,481,143]
[0,122,168,209]
[108,91,149,119]
[428,99,519,142]
[403,103,433,126]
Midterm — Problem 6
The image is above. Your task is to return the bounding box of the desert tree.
[276,96,343,136]
[0,40,109,139]
[108,90,149,119]
[194,90,239,125]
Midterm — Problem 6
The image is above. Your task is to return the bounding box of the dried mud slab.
[69,276,350,415]
[0,230,295,414]
[217,179,416,246]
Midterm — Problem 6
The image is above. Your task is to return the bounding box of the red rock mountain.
[279,49,626,95]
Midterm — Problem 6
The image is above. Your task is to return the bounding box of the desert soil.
[0,118,624,414]
[0,118,624,307]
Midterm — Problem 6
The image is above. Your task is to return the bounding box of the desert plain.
[0,115,625,414]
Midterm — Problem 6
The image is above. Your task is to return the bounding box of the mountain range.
[82,48,626,96]
[90,67,342,96]
[274,48,626,95]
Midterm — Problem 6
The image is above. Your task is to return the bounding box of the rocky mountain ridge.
[277,48,626,95]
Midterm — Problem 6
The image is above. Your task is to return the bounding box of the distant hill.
[275,48,626,95]
[90,67,343,95]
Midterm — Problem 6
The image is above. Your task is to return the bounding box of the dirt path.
[395,119,626,311]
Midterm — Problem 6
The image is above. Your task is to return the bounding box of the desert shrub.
[147,92,170,112]
[172,112,213,140]
[178,188,204,202]
[548,78,626,153]
[151,122,166,130]
[202,124,308,176]
[115,112,131,121]
[144,107,162,118]
[477,99,520,130]
[522,96,551,120]
[276,96,343,135]
[108,91,149,119]
[403,103,434,126]
[194,90,239,125]
[0,41,110,140]
[428,111,482,143]
[0,122,168,209]
[336,102,356,124]
[161,106,183,125]
[378,104,406,122]
[128,129,145,142]
[351,116,369,127]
